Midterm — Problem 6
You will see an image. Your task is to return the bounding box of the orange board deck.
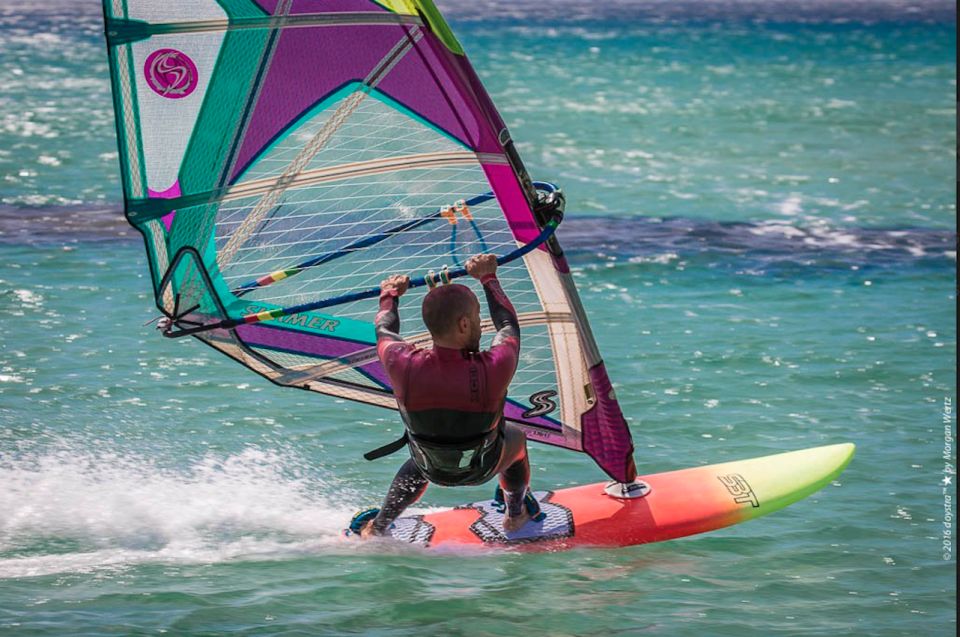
[353,443,855,551]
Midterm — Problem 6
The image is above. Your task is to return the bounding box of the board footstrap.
[346,508,381,536]
[492,486,546,522]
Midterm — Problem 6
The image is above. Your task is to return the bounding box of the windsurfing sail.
[101,0,636,483]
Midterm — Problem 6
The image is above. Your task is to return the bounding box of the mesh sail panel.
[212,93,564,427]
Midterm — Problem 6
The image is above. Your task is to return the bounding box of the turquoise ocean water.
[0,0,956,634]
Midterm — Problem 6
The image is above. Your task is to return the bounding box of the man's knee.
[502,424,528,462]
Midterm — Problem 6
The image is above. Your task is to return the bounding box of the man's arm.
[466,254,520,349]
[376,274,410,358]
[481,274,519,347]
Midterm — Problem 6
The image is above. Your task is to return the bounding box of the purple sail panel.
[254,0,387,14]
[377,31,501,154]
[503,400,563,432]
[231,24,406,180]
[443,39,510,144]
[580,363,637,483]
[481,163,543,246]
[147,180,181,232]
[235,323,391,388]
[232,25,505,181]
[511,426,569,449]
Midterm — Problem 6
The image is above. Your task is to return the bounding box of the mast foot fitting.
[604,479,652,499]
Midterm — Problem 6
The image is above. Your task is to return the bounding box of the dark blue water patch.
[2,205,954,272]
[0,205,140,244]
[559,215,957,271]
[0,1,102,39]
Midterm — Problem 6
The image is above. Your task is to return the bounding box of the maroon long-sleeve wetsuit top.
[375,274,521,485]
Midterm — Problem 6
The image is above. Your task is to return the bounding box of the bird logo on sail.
[144,49,198,100]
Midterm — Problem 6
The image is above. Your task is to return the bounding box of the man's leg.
[494,424,532,532]
[363,458,428,537]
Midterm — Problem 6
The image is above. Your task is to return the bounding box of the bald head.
[421,284,480,340]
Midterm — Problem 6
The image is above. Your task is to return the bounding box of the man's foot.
[502,508,532,533]
[348,507,382,539]
[360,519,380,539]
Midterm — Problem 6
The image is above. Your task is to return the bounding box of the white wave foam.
[749,220,808,238]
[0,446,362,578]
[743,218,945,256]
[776,195,804,216]
[11,289,43,308]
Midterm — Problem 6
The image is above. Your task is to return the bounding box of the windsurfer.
[359,253,535,537]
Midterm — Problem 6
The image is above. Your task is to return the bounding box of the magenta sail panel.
[231,24,405,181]
[253,0,389,15]
[231,26,504,182]
[582,364,637,483]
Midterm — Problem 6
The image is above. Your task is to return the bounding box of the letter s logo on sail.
[523,390,558,419]
[144,49,198,99]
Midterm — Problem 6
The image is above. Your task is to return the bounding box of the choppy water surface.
[0,1,955,635]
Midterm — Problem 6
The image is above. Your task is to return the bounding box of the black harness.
[365,411,505,486]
